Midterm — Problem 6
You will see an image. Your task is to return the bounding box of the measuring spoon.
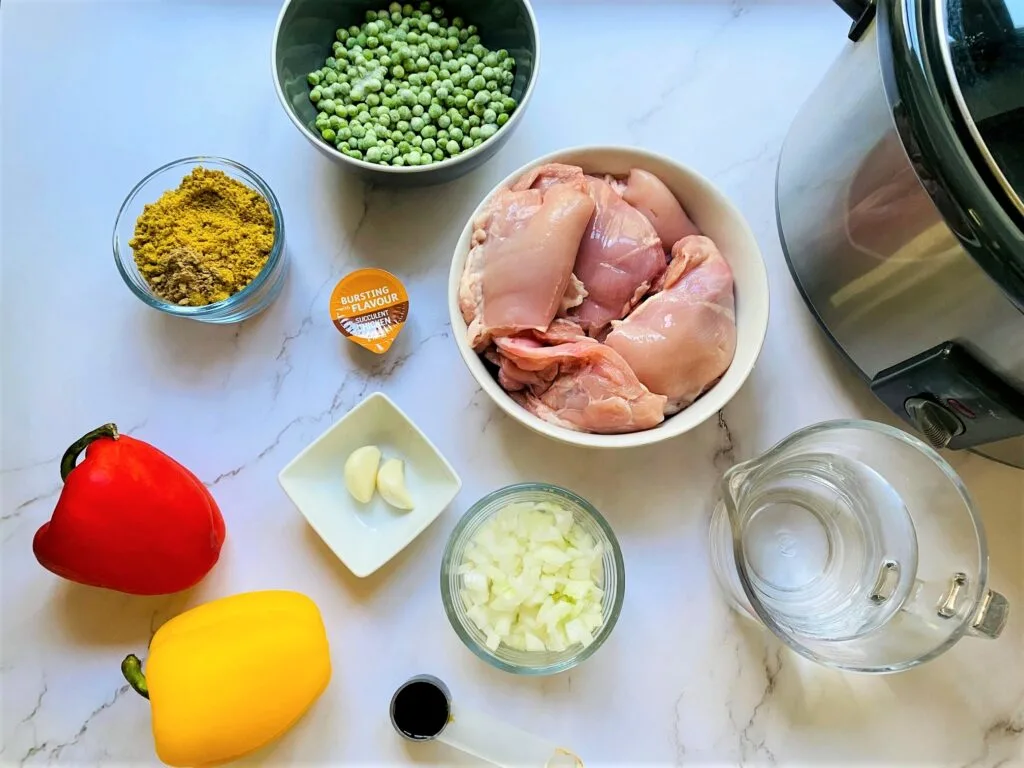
[389,674,582,768]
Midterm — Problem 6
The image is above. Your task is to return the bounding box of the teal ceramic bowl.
[272,0,540,186]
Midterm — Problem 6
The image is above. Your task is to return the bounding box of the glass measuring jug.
[709,420,1009,673]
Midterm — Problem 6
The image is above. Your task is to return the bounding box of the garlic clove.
[377,458,414,510]
[344,445,381,503]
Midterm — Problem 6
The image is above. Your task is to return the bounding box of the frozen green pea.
[310,87,323,102]
[461,135,473,149]
[366,93,381,107]
[410,116,425,131]
[393,155,406,166]
[397,119,411,131]
[329,114,345,128]
[467,35,481,47]
[446,139,460,155]
[483,108,496,124]
[437,128,448,141]
[454,93,468,108]
[465,54,479,68]
[366,146,382,162]
[358,111,373,124]
[449,126,464,141]
[339,126,353,141]
[321,127,336,141]
[391,129,404,142]
[422,137,437,153]
[407,30,420,44]
[421,125,437,139]
[469,126,481,139]
[501,84,511,95]
[428,103,444,120]
[402,4,413,15]
[411,134,422,147]
[407,151,422,165]
[337,81,352,96]
[467,75,485,91]
[468,115,481,127]
[417,89,431,107]
[398,105,412,120]
[412,104,425,116]
[485,80,497,91]
[438,114,451,129]
[383,82,398,97]
[405,130,416,141]
[480,123,497,139]
[473,90,489,105]
[308,72,322,86]
[351,122,366,138]
[419,154,433,165]
[319,99,335,113]
[496,112,509,126]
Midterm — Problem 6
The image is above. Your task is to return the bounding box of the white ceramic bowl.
[447,146,770,448]
[279,392,462,577]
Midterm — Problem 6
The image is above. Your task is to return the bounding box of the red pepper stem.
[60,424,119,482]
[121,654,150,699]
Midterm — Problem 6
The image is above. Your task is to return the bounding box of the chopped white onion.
[459,501,605,653]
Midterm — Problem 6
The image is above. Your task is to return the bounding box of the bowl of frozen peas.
[273,0,540,186]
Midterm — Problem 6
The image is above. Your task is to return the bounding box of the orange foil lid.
[329,269,409,354]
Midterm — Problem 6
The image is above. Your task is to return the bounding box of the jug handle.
[967,589,1009,639]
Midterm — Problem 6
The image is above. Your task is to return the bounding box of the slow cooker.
[777,0,1024,467]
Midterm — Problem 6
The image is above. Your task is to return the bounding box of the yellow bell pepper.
[121,590,332,767]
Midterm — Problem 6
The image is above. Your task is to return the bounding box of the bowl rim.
[270,0,542,175]
[447,144,771,448]
[112,155,286,318]
[439,482,626,675]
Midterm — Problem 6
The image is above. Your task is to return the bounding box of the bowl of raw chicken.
[449,146,769,447]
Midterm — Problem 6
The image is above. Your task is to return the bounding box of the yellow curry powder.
[130,167,275,306]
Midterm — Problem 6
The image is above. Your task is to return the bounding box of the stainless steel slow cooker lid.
[879,0,1024,310]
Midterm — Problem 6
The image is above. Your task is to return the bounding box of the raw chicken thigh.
[511,162,588,193]
[460,162,735,435]
[492,331,667,433]
[621,169,701,250]
[570,176,667,336]
[605,236,736,414]
[460,182,595,351]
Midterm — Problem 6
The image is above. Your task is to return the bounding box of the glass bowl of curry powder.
[113,157,286,323]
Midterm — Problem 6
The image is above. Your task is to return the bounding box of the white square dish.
[278,392,462,577]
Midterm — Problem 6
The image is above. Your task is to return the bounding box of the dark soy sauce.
[392,680,450,740]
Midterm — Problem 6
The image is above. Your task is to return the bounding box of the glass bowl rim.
[112,156,286,317]
[440,482,626,675]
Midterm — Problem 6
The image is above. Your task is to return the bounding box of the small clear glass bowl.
[440,483,625,675]
[113,157,287,323]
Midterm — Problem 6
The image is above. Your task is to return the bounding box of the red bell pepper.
[33,423,225,595]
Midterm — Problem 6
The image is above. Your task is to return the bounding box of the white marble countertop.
[2,0,1022,765]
